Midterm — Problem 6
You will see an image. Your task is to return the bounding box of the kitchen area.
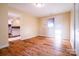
[8,13,21,41]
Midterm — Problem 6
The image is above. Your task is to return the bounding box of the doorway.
[8,13,21,41]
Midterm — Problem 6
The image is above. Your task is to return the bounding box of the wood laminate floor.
[0,36,76,56]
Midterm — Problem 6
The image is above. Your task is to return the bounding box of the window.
[48,18,55,28]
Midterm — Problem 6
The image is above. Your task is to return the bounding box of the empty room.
[0,3,79,56]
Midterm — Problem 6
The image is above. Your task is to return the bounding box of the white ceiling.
[8,3,74,17]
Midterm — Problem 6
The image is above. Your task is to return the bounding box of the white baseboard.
[21,35,38,40]
[0,44,9,49]
[39,35,54,37]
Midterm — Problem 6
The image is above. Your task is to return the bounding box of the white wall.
[8,7,39,40]
[0,4,9,49]
[70,4,75,49]
[75,3,79,56]
[21,14,39,39]
[39,12,70,39]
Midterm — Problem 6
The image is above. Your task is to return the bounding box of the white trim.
[0,44,9,49]
[21,35,38,40]
[8,36,21,41]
